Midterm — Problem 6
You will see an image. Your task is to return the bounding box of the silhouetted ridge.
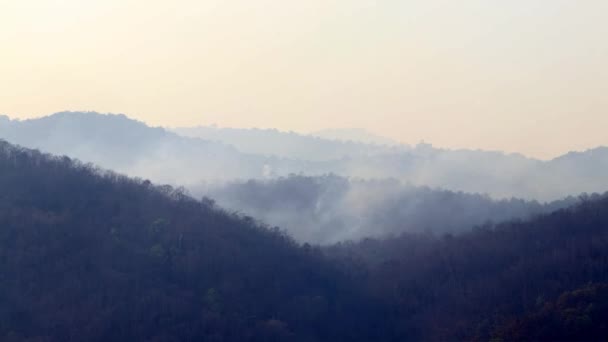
[3,139,608,341]
[0,140,381,342]
[326,192,608,340]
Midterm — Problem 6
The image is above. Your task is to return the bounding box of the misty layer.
[1,111,608,202]
[197,175,579,244]
[173,126,406,161]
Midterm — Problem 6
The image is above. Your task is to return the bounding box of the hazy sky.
[1,0,607,159]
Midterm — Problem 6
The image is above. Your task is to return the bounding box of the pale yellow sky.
[1,0,607,159]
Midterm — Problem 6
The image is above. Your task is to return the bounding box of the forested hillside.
[2,139,608,341]
[326,192,608,340]
[0,140,382,342]
[201,175,577,243]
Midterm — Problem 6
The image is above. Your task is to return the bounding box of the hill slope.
[326,192,608,340]
[0,140,381,342]
[2,139,608,341]
[199,175,577,243]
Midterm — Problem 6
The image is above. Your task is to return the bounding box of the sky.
[1,0,607,159]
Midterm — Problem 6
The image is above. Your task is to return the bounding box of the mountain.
[325,192,608,341]
[311,128,398,146]
[172,125,407,161]
[0,112,274,184]
[3,112,608,201]
[198,174,578,244]
[544,147,608,195]
[4,112,572,245]
[2,138,608,341]
[0,140,383,341]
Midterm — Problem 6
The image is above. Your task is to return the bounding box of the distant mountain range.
[1,111,608,201]
[310,127,399,146]
[0,112,265,184]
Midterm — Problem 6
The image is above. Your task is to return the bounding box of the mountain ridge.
[2,111,608,201]
[0,139,383,341]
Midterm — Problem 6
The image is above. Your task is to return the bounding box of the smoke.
[193,175,579,244]
[0,111,605,245]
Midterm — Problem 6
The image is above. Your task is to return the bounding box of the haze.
[2,0,608,159]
